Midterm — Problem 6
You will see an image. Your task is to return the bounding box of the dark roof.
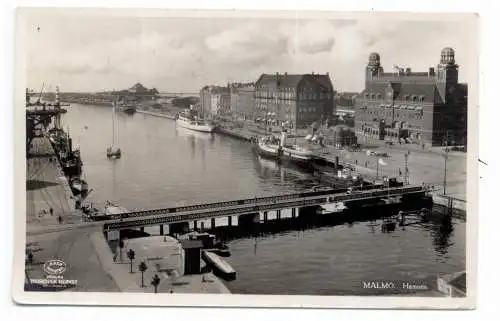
[362,80,439,104]
[179,239,204,249]
[256,73,333,91]
[256,74,303,89]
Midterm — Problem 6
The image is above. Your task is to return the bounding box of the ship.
[176,106,215,133]
[255,130,316,168]
[117,101,136,114]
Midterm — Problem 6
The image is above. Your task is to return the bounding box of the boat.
[104,201,128,215]
[176,106,215,133]
[106,101,121,158]
[201,250,236,280]
[69,177,89,195]
[118,101,136,114]
[255,131,315,167]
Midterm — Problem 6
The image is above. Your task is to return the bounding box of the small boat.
[70,177,89,195]
[201,250,236,280]
[381,218,397,232]
[118,102,137,114]
[106,147,121,158]
[176,106,215,133]
[106,100,122,158]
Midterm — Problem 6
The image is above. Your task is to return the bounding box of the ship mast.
[112,99,115,148]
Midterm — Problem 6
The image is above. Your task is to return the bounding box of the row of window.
[363,110,424,120]
[363,92,426,102]
[255,92,333,100]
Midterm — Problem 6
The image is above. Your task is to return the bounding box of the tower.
[436,47,459,103]
[365,52,383,85]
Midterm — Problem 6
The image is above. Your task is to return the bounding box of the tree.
[119,239,124,262]
[127,248,136,273]
[151,274,161,294]
[138,261,148,287]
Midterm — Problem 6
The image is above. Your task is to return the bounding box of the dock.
[136,109,176,120]
[89,232,231,294]
[25,137,121,292]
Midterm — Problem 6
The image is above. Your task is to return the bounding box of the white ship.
[175,106,215,133]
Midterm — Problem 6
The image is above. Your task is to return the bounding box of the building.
[354,48,468,147]
[229,83,255,120]
[254,72,335,130]
[199,85,231,117]
[116,83,158,102]
[334,92,358,115]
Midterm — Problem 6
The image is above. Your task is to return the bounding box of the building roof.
[361,80,440,104]
[255,73,333,91]
[179,239,204,249]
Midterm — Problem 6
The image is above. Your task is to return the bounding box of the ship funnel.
[280,131,287,147]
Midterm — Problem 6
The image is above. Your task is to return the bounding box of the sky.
[19,10,478,93]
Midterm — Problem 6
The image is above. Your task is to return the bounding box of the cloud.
[24,14,477,93]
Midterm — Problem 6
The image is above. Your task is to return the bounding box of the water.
[61,104,466,295]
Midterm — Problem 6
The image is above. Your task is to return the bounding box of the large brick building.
[254,73,335,129]
[354,48,467,147]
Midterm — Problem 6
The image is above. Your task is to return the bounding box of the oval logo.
[43,259,66,275]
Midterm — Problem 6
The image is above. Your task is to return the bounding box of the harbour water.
[61,103,465,295]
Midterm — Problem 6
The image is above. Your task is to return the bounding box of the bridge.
[27,185,428,237]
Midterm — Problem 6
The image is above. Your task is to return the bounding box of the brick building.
[199,85,231,117]
[354,48,468,147]
[227,83,255,120]
[254,73,335,130]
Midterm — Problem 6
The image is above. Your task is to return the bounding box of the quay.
[25,137,120,292]
[135,109,176,120]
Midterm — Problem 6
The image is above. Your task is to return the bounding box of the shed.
[179,239,204,275]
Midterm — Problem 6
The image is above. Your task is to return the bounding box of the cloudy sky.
[20,10,478,93]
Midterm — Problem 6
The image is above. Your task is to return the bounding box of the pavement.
[90,232,231,294]
[25,137,120,292]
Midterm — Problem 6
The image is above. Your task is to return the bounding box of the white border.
[3,0,496,318]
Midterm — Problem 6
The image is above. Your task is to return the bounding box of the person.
[399,169,402,176]
[49,208,53,216]
[58,215,62,224]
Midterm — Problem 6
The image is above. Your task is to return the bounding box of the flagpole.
[376,157,379,180]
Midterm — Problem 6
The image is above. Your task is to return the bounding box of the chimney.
[326,72,329,76]
[284,72,288,76]
[406,68,411,74]
[428,67,435,76]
